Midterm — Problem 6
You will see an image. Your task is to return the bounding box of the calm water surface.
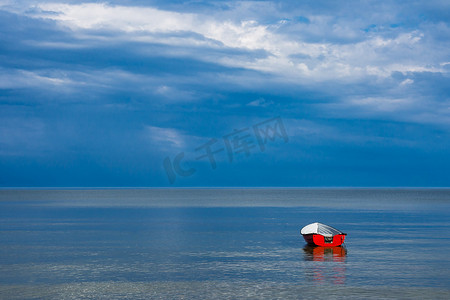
[0,189,449,299]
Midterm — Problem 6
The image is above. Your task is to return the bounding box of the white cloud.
[0,67,73,89]
[400,79,414,85]
[351,97,413,112]
[19,2,447,84]
[143,125,185,149]
[0,66,205,104]
[153,85,199,102]
[1,1,448,127]
[35,3,195,32]
[246,98,273,107]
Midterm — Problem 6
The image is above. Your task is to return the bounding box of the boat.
[300,222,346,247]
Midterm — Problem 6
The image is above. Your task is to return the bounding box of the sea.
[0,188,449,299]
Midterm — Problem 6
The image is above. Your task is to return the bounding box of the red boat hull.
[303,234,346,247]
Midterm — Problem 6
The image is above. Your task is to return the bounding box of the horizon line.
[1,186,449,190]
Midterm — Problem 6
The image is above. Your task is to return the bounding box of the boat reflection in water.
[303,245,347,284]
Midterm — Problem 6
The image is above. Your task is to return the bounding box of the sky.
[0,0,449,187]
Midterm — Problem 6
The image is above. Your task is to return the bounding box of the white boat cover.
[301,222,343,237]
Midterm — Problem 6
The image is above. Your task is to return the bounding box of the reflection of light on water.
[303,245,347,285]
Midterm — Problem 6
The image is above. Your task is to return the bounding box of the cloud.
[0,67,72,89]
[2,1,448,90]
[1,1,449,186]
[13,1,445,84]
[143,125,186,150]
[246,98,273,108]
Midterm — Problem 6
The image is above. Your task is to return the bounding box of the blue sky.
[0,0,449,187]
